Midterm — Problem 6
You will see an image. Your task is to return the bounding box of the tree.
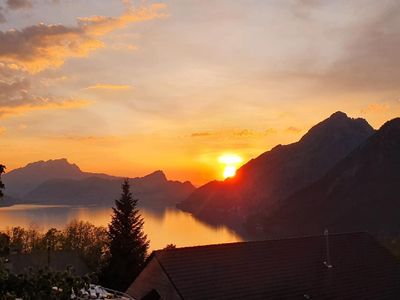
[62,221,108,271]
[0,233,10,255]
[0,164,5,198]
[101,179,149,291]
[164,244,176,250]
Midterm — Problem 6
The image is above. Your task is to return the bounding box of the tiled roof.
[153,232,400,299]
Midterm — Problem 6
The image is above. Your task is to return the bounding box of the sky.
[0,0,400,185]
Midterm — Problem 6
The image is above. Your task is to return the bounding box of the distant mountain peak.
[300,111,373,144]
[25,158,81,171]
[264,115,400,236]
[329,111,348,119]
[143,170,167,182]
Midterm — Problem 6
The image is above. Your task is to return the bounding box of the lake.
[0,205,243,251]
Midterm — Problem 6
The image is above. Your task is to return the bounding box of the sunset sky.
[1,0,400,185]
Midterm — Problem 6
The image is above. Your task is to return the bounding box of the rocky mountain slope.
[178,112,374,225]
[264,117,400,236]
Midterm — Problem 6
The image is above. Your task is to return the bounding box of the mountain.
[264,117,400,236]
[2,159,195,209]
[23,171,194,208]
[3,158,115,198]
[178,112,374,226]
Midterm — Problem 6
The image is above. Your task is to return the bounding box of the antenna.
[323,228,333,269]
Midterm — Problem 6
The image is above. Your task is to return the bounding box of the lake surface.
[0,205,242,251]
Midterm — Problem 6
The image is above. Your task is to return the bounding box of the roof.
[152,232,400,299]
[5,250,90,276]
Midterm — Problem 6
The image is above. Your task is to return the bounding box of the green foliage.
[62,221,109,271]
[0,164,5,198]
[2,221,108,272]
[0,263,89,300]
[101,179,149,291]
[0,221,109,298]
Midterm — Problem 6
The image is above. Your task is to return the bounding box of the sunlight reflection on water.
[0,205,242,250]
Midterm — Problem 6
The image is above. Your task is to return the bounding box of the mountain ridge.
[178,111,375,227]
[2,159,195,209]
[263,117,400,236]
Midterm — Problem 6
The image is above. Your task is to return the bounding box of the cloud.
[111,43,138,52]
[191,132,211,137]
[286,126,302,133]
[265,128,277,135]
[0,8,5,23]
[0,77,31,106]
[361,103,390,114]
[320,2,400,92]
[78,3,168,36]
[0,2,166,117]
[0,3,167,73]
[6,0,32,10]
[0,74,90,118]
[0,97,90,118]
[84,83,133,91]
[0,24,102,73]
[190,129,277,138]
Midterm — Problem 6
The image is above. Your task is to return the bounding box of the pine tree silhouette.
[102,179,149,291]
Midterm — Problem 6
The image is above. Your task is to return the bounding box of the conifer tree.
[102,179,149,291]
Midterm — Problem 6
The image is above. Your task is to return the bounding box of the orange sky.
[0,0,400,185]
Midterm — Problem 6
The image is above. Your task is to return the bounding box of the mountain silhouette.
[178,112,374,225]
[3,158,115,198]
[264,117,400,236]
[2,159,194,209]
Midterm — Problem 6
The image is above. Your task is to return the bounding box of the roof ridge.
[154,231,369,253]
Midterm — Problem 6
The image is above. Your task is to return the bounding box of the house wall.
[126,257,182,300]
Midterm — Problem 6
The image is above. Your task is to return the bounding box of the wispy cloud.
[190,129,278,138]
[286,126,302,133]
[191,132,212,137]
[84,83,133,91]
[361,103,390,114]
[0,98,90,119]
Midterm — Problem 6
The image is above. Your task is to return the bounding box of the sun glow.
[218,154,243,179]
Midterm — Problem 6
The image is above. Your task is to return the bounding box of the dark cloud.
[0,10,5,23]
[0,23,97,72]
[6,0,32,10]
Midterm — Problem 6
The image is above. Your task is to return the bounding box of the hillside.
[264,118,400,236]
[178,112,374,224]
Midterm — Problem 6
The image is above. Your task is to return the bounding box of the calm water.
[0,205,242,251]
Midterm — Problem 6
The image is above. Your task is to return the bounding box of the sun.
[218,154,243,179]
[223,165,237,179]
